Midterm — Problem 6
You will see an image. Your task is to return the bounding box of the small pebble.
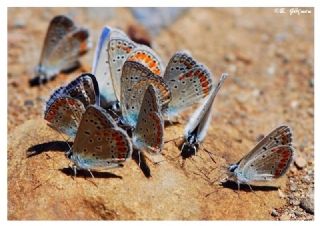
[295,157,307,169]
[290,182,297,192]
[228,64,237,73]
[13,19,26,28]
[275,33,287,42]
[300,195,314,214]
[307,108,313,117]
[290,100,299,109]
[301,175,311,184]
[224,53,236,62]
[24,99,34,107]
[309,79,314,88]
[267,64,276,76]
[271,209,279,217]
[278,189,286,199]
[252,89,262,97]
[294,210,304,217]
[290,199,300,206]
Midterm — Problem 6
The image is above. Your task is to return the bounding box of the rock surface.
[8,8,314,220]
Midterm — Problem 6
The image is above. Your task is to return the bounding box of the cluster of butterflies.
[32,15,295,189]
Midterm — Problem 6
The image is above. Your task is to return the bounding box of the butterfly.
[92,26,164,109]
[120,60,170,128]
[227,125,294,189]
[181,73,228,158]
[66,105,132,176]
[30,15,90,86]
[44,73,99,138]
[163,51,214,117]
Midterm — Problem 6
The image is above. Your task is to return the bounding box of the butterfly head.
[180,142,199,159]
[228,163,238,173]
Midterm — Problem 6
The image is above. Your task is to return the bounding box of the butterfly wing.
[184,73,228,142]
[36,15,90,81]
[44,97,85,138]
[92,27,119,106]
[239,145,294,182]
[238,125,293,169]
[71,105,132,169]
[108,35,137,100]
[163,51,213,116]
[46,73,99,109]
[120,61,171,127]
[39,15,76,68]
[126,47,164,77]
[133,85,164,154]
[43,28,90,75]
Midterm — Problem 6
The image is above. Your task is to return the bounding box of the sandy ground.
[7,7,314,220]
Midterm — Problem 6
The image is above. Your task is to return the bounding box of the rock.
[271,209,279,217]
[235,51,252,64]
[295,157,307,169]
[294,210,304,217]
[300,192,314,214]
[280,213,291,221]
[289,199,300,206]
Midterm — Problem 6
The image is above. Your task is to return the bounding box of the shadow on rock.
[221,180,279,192]
[164,120,180,127]
[59,167,123,179]
[132,149,151,178]
[26,141,73,157]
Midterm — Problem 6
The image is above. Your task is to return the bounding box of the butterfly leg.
[138,150,141,167]
[164,136,183,144]
[88,169,95,178]
[247,184,254,192]
[72,164,77,178]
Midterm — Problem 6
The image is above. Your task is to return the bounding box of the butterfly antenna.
[164,135,183,144]
[200,144,217,164]
[153,153,181,165]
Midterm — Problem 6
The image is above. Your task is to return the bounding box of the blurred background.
[8,8,314,220]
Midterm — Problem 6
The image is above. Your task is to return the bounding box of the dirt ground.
[7,7,314,220]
